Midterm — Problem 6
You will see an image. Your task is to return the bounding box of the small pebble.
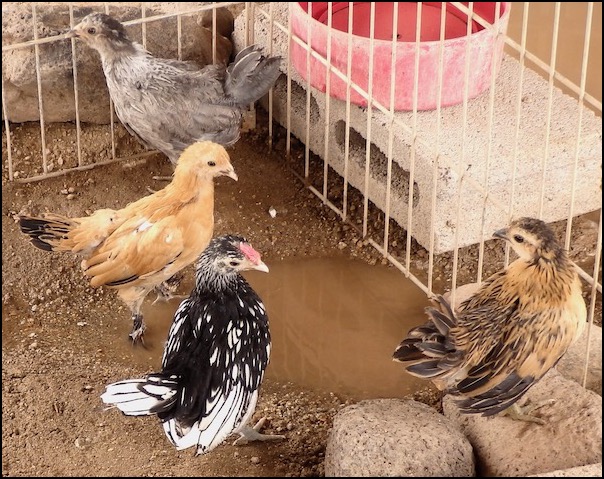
[251,456,260,465]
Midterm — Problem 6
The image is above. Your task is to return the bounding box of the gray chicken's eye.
[87,27,97,34]
[208,161,216,167]
[513,234,524,243]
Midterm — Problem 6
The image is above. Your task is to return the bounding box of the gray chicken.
[67,12,281,164]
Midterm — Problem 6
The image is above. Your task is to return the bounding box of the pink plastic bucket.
[290,2,511,110]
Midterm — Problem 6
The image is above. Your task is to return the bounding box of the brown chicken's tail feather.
[19,215,75,252]
[392,295,461,380]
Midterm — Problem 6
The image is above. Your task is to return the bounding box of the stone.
[324,399,475,477]
[443,368,602,477]
[2,2,233,124]
[529,462,602,477]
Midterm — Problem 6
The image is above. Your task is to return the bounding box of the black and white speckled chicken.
[393,217,587,424]
[67,12,281,165]
[100,235,284,455]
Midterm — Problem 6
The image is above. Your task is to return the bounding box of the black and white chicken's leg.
[232,417,286,446]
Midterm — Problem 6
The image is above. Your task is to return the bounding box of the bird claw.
[502,400,555,425]
[232,417,286,446]
[128,319,146,346]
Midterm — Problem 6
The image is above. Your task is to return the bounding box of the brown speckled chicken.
[393,217,587,424]
[19,141,237,343]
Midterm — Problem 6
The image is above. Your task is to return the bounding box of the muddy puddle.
[96,257,433,400]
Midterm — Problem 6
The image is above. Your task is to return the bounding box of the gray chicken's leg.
[232,417,286,446]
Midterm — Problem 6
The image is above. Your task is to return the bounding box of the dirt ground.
[2,112,601,477]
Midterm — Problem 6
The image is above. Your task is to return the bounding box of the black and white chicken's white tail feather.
[100,375,179,416]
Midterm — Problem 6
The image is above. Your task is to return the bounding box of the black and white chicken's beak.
[253,260,269,273]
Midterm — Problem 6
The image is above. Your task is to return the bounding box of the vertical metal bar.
[505,2,530,267]
[405,1,423,273]
[583,209,602,387]
[286,3,293,160]
[383,3,400,255]
[342,2,354,220]
[177,13,182,61]
[244,2,251,48]
[141,3,147,50]
[362,2,377,238]
[212,2,217,65]
[565,2,594,250]
[427,2,448,293]
[104,3,116,160]
[450,1,475,307]
[476,1,502,285]
[268,2,275,150]
[1,76,14,181]
[322,2,333,200]
[32,4,48,174]
[304,2,313,178]
[69,3,83,167]
[538,2,561,218]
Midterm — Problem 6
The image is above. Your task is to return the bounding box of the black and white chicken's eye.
[208,161,216,167]
[513,234,524,243]
[87,27,97,35]
[229,261,239,267]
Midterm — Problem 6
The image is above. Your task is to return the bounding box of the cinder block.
[234,4,602,253]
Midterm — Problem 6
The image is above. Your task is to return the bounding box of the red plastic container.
[290,2,511,110]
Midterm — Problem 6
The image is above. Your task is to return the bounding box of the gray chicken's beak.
[493,228,509,240]
[65,29,79,39]
[253,260,269,273]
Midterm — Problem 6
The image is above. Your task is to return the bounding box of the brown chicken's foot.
[232,417,286,446]
[129,314,147,345]
[152,274,186,304]
[501,399,556,425]
[151,175,173,182]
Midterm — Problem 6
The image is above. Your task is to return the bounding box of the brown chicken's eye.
[87,27,97,34]
[513,234,524,243]
[207,161,216,167]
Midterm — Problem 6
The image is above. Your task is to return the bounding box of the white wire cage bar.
[1,2,602,387]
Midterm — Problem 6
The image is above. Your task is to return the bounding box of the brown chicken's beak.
[493,228,509,240]
[65,29,79,39]
[253,260,269,273]
[222,168,238,181]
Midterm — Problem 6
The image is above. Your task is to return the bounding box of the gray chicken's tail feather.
[225,44,282,107]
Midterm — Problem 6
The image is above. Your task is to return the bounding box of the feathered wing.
[159,285,271,454]
[82,215,186,288]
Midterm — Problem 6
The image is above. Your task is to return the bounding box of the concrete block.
[233,4,602,253]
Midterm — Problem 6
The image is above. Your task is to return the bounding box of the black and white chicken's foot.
[501,399,556,425]
[232,417,286,446]
[129,313,146,345]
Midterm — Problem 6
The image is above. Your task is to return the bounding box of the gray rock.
[444,282,602,394]
[2,3,233,124]
[443,369,602,477]
[325,399,475,477]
